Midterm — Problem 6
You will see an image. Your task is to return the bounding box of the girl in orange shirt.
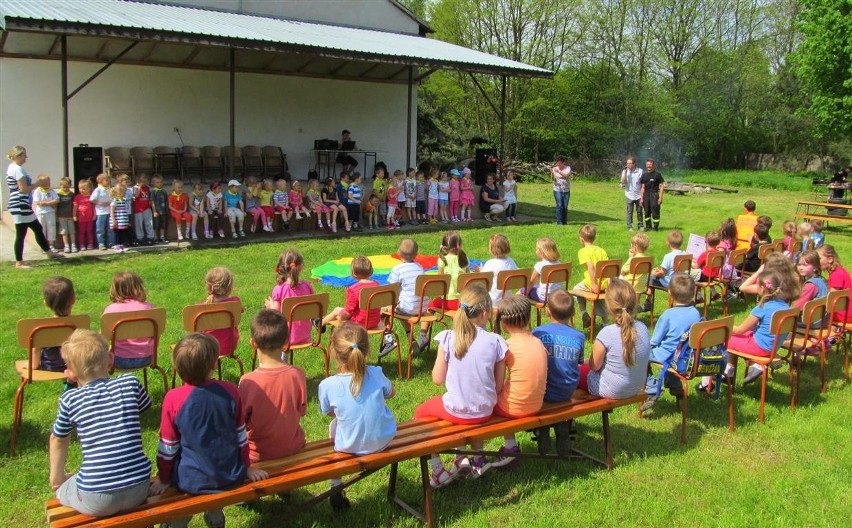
[168,180,192,241]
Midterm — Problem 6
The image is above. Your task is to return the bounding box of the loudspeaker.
[474,148,497,186]
[73,147,103,186]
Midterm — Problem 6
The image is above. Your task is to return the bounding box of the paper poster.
[686,233,705,257]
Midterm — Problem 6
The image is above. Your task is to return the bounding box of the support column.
[406,66,413,170]
[61,35,69,180]
[499,75,506,173]
[229,47,235,181]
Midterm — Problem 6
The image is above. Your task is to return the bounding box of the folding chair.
[532,263,572,327]
[202,146,224,184]
[328,283,403,377]
[393,274,451,379]
[180,146,203,182]
[492,268,533,333]
[647,316,733,444]
[180,301,244,384]
[101,308,168,393]
[625,257,653,325]
[242,145,264,179]
[723,248,747,294]
[568,259,622,341]
[154,146,181,179]
[10,314,91,455]
[742,244,775,281]
[779,298,828,403]
[223,146,244,180]
[695,251,728,318]
[825,289,850,383]
[130,146,155,179]
[771,240,785,254]
[105,147,131,178]
[258,292,330,374]
[263,145,288,179]
[726,307,800,430]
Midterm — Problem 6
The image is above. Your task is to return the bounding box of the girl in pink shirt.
[201,267,242,357]
[265,248,316,345]
[103,272,154,369]
[819,245,852,323]
[449,172,461,222]
[73,179,95,250]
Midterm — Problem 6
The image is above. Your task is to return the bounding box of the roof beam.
[182,45,202,64]
[48,35,61,55]
[141,42,158,62]
[387,65,409,80]
[358,62,382,78]
[414,68,437,82]
[260,54,278,70]
[0,32,8,54]
[296,55,317,73]
[95,39,109,60]
[67,40,139,100]
[328,60,351,76]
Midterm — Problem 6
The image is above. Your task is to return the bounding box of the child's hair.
[398,239,418,262]
[172,333,219,385]
[393,169,403,177]
[110,271,147,303]
[783,220,796,238]
[545,289,574,322]
[439,231,469,268]
[43,277,75,316]
[817,244,841,268]
[753,222,769,241]
[96,173,109,185]
[108,184,124,200]
[756,269,785,307]
[631,232,650,252]
[496,295,532,330]
[275,248,304,286]
[452,284,492,359]
[330,322,369,397]
[668,273,696,305]
[172,179,184,189]
[760,253,800,303]
[488,233,511,258]
[757,215,773,230]
[116,174,131,185]
[535,237,560,261]
[79,179,93,192]
[59,176,72,188]
[704,230,721,248]
[204,266,235,303]
[798,250,821,275]
[744,200,756,212]
[579,224,597,243]
[809,219,823,233]
[36,174,50,187]
[666,230,684,249]
[137,174,149,184]
[350,255,373,279]
[193,183,204,193]
[251,309,289,352]
[61,329,110,381]
[603,279,638,367]
[719,218,737,246]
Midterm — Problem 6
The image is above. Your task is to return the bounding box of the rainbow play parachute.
[311,253,483,287]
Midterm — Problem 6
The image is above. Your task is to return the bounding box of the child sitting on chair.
[321,256,382,330]
[642,230,686,312]
[382,239,429,357]
[50,329,152,517]
[103,272,154,370]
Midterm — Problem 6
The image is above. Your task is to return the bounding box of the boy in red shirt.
[321,256,382,329]
[132,174,155,245]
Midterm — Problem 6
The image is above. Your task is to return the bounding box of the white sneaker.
[191,233,198,241]
[295,213,302,220]
[232,232,239,239]
[305,211,311,217]
[71,245,78,253]
[177,233,183,241]
[239,231,246,238]
[205,231,213,239]
[64,246,71,253]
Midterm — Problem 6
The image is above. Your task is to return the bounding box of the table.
[312,149,377,179]
[794,200,852,225]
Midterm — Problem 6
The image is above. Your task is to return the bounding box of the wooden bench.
[46,392,644,528]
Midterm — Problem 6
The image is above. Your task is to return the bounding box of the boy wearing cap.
[224,180,246,238]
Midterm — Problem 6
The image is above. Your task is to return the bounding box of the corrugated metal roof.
[0,0,551,77]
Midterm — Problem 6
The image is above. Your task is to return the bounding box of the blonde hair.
[631,232,650,252]
[579,224,596,243]
[59,176,72,188]
[275,248,304,287]
[110,271,147,303]
[36,174,50,187]
[535,237,560,262]
[6,145,26,161]
[108,184,125,200]
[604,279,638,367]
[350,256,373,279]
[79,179,93,192]
[452,284,492,359]
[398,239,418,261]
[818,244,842,272]
[330,322,369,397]
[666,230,684,248]
[204,267,234,303]
[488,233,510,258]
[760,253,800,303]
[61,329,110,381]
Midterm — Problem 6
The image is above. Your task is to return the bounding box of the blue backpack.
[647,323,727,399]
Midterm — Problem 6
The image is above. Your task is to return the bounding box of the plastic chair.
[223,146,244,180]
[532,263,572,327]
[242,145,264,179]
[328,283,403,377]
[742,244,775,281]
[648,316,733,444]
[825,289,850,383]
[105,147,131,177]
[726,306,800,430]
[492,268,533,333]
[568,259,622,341]
[201,146,224,184]
[648,255,692,323]
[180,301,244,384]
[263,145,289,179]
[130,146,155,179]
[256,292,331,374]
[393,274,450,379]
[694,250,728,318]
[154,146,181,178]
[723,248,747,293]
[625,257,653,324]
[101,308,168,393]
[10,314,91,455]
[780,298,828,402]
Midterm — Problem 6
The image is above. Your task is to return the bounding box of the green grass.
[665,169,820,192]
[2,178,851,527]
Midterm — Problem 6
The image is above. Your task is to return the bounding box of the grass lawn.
[1,177,850,527]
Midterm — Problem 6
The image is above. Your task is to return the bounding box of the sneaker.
[311,318,326,335]
[554,421,574,456]
[469,456,490,479]
[99,244,107,250]
[490,445,521,469]
[533,426,551,456]
[87,245,94,250]
[63,246,71,253]
[448,455,471,479]
[743,364,764,385]
[582,312,591,329]
[329,489,351,511]
[409,340,420,358]
[113,245,124,253]
[205,231,213,239]
[191,233,198,240]
[769,359,784,370]
[177,233,183,241]
[418,335,429,350]
[640,299,653,313]
[628,227,634,232]
[331,224,337,233]
[239,231,246,238]
[378,334,398,358]
[71,245,78,253]
[345,222,351,232]
[640,394,658,413]
[484,213,493,222]
[429,466,453,489]
[695,382,712,395]
[232,232,239,239]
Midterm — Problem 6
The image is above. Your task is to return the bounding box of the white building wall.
[1,58,417,207]
[148,0,421,34]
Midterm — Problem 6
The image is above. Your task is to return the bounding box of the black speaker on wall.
[73,146,103,186]
[474,148,497,186]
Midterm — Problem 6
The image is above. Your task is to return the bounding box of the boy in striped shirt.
[150,333,267,528]
[49,329,152,517]
[381,239,429,357]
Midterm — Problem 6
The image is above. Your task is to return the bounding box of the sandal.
[430,466,453,489]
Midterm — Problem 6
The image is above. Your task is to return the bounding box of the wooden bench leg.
[602,410,613,469]
[388,457,434,527]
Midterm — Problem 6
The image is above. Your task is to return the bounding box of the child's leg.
[56,475,148,517]
[322,307,344,326]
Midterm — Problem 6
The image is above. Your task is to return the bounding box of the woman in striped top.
[5,146,55,269]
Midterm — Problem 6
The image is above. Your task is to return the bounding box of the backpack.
[647,322,727,400]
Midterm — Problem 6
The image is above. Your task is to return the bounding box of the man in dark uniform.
[336,129,358,172]
[639,158,664,231]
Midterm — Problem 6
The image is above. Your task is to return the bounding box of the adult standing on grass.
[551,155,571,225]
[479,173,506,222]
[639,159,664,231]
[5,145,57,269]
[620,156,644,231]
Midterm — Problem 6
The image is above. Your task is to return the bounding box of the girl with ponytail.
[318,322,396,510]
[265,248,315,345]
[578,278,651,398]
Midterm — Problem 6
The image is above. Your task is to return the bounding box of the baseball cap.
[227,179,240,187]
[450,169,461,176]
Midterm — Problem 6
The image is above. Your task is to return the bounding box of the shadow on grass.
[518,200,619,226]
